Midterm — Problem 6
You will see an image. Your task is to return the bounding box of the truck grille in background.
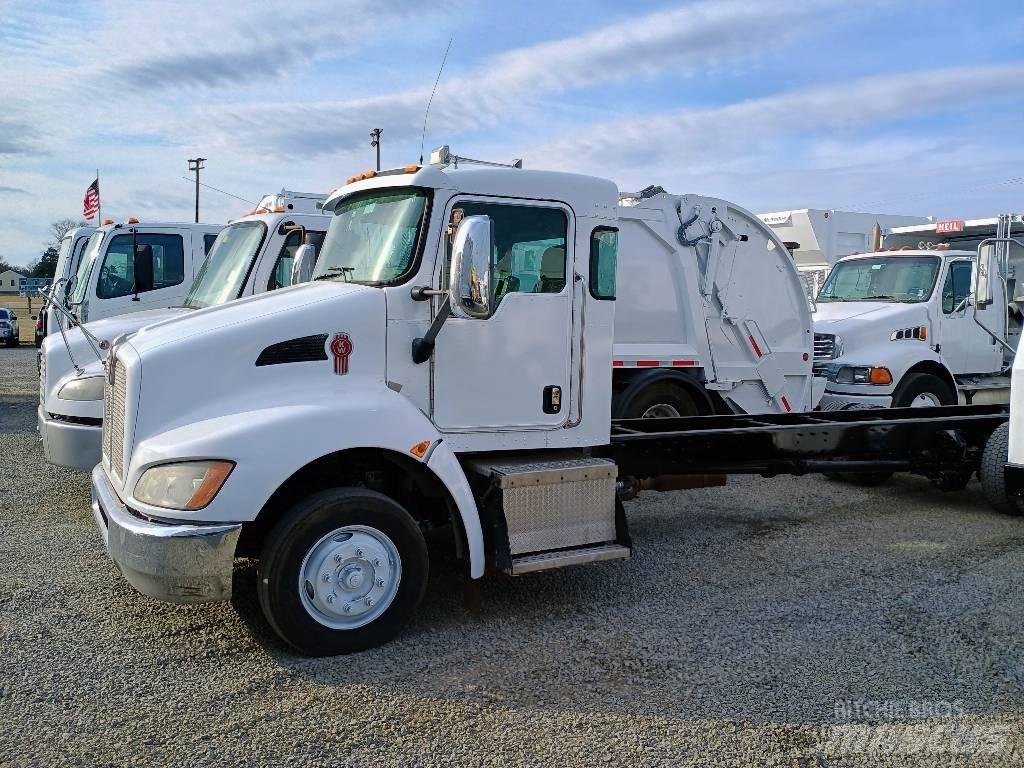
[813,333,836,361]
[103,356,127,479]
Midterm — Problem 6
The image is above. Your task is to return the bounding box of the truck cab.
[40,226,94,342]
[39,192,329,472]
[814,245,1016,409]
[60,219,223,329]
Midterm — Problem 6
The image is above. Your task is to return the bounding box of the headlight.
[57,376,105,400]
[835,366,892,385]
[134,460,234,510]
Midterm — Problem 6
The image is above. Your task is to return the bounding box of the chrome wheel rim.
[299,525,402,630]
[909,392,941,408]
[641,403,682,418]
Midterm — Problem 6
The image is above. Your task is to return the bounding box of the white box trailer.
[758,209,932,297]
[39,191,330,471]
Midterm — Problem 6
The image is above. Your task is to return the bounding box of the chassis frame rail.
[601,404,1009,482]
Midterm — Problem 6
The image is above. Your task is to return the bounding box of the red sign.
[935,220,964,234]
[330,333,353,375]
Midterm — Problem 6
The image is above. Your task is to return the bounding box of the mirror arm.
[411,297,451,364]
[410,285,446,301]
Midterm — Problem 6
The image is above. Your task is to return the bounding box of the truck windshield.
[70,231,105,305]
[817,255,940,303]
[314,188,427,284]
[183,222,267,309]
[53,235,74,281]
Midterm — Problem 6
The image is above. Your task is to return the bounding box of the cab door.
[90,228,191,319]
[937,258,1002,374]
[432,198,576,431]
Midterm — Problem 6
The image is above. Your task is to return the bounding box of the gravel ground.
[2,345,1023,766]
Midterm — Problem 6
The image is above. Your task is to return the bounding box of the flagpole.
[96,169,101,224]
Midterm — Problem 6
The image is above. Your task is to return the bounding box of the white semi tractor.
[39,191,329,471]
[812,214,1024,410]
[86,161,1011,657]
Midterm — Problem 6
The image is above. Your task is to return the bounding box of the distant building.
[0,269,26,295]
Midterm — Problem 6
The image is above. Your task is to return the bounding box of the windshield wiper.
[315,266,356,282]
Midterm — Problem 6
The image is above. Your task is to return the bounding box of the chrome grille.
[103,355,127,479]
[813,333,836,361]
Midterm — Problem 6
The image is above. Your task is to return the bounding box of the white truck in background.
[813,214,1024,410]
[56,219,224,330]
[37,226,95,345]
[39,191,329,471]
[758,208,931,298]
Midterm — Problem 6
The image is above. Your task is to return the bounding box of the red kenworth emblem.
[330,333,353,375]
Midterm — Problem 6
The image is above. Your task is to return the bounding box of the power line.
[179,176,257,206]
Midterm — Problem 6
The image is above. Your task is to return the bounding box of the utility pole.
[188,157,206,223]
[369,129,382,171]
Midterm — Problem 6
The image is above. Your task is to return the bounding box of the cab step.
[511,544,631,575]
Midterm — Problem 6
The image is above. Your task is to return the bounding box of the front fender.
[123,388,485,578]
[827,343,944,396]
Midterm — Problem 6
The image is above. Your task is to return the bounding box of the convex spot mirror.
[449,215,494,320]
[291,243,316,286]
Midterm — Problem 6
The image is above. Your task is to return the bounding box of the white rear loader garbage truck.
[39,191,329,472]
[92,159,1000,657]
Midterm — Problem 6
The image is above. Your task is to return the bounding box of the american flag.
[83,178,100,220]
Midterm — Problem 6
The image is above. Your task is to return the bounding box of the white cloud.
[195,0,862,157]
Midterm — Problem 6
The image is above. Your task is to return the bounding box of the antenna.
[419,35,454,165]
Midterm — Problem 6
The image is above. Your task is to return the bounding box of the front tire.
[892,373,955,408]
[980,423,1024,515]
[257,488,429,656]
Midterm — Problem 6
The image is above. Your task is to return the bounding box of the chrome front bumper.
[91,465,241,603]
[819,391,894,410]
[38,406,102,472]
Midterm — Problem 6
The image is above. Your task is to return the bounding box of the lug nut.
[343,604,351,613]
[322,574,331,582]
[326,594,335,604]
[376,577,385,587]
[365,597,374,606]
[355,548,364,558]
[334,553,343,563]
[373,559,382,567]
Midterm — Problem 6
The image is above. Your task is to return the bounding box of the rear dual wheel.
[257,488,429,656]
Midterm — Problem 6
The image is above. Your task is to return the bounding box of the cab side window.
[203,233,219,255]
[590,227,617,300]
[97,233,184,299]
[268,230,326,291]
[453,202,567,305]
[942,261,972,314]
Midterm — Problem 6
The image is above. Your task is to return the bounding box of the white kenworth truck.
[39,191,328,471]
[813,214,1024,410]
[88,161,1016,656]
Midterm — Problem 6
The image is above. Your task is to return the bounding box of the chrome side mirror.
[448,215,494,319]
[974,245,994,307]
[291,243,316,285]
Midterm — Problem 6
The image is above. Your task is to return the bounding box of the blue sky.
[1,0,1023,268]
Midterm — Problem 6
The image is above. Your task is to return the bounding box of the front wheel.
[892,373,956,408]
[257,488,429,656]
[618,381,701,419]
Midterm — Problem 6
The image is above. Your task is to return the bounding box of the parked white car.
[0,307,20,347]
